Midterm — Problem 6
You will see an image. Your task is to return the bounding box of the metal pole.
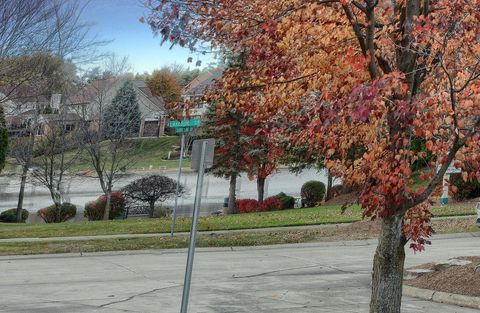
[180,140,207,313]
[171,133,185,237]
[440,174,450,205]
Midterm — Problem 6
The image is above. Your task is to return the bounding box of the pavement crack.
[232,265,320,278]
[93,257,153,280]
[98,285,182,308]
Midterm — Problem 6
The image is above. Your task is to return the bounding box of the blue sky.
[80,0,214,74]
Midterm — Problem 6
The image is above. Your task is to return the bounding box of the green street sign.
[168,118,201,128]
[175,127,195,134]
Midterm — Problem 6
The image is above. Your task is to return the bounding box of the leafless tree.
[102,53,132,78]
[30,106,80,219]
[0,0,105,221]
[0,0,105,103]
[9,99,41,221]
[74,79,140,220]
[7,55,77,222]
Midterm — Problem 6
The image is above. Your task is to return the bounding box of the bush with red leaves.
[236,199,259,213]
[236,197,282,214]
[84,192,126,221]
[260,196,282,212]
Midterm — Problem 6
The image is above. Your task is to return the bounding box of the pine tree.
[203,102,247,214]
[103,81,141,139]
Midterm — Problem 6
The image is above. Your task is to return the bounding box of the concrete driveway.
[1,235,479,312]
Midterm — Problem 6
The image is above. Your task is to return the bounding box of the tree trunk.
[257,177,265,202]
[369,213,407,313]
[326,169,333,201]
[227,173,237,214]
[103,192,112,220]
[16,165,28,222]
[54,201,62,223]
[149,201,155,218]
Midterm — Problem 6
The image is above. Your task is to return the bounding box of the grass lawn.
[0,217,477,256]
[69,136,189,171]
[0,203,476,240]
[4,136,189,173]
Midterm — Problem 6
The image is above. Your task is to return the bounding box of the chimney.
[50,93,62,110]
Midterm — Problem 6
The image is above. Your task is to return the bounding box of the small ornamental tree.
[146,1,480,312]
[122,175,184,218]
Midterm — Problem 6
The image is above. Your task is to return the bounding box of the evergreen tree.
[203,102,247,214]
[103,81,141,139]
[0,105,7,173]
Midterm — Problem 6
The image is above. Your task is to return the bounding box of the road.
[1,234,479,312]
[0,168,331,217]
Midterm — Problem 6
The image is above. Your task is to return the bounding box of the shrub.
[37,203,77,223]
[0,208,29,223]
[236,197,282,213]
[275,192,295,209]
[450,174,480,201]
[236,199,259,213]
[301,181,326,207]
[84,192,126,221]
[260,196,282,212]
[153,206,172,218]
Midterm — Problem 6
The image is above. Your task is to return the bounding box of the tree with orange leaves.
[145,1,480,312]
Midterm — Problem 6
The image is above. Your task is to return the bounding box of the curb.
[0,238,379,261]
[403,285,480,310]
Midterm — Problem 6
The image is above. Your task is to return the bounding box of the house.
[68,78,167,137]
[5,93,81,138]
[182,69,223,119]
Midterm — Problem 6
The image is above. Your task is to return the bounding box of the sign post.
[437,162,461,205]
[180,139,215,313]
[168,118,201,236]
[171,133,185,237]
[476,202,480,227]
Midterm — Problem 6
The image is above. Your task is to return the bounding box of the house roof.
[0,84,50,105]
[68,78,166,112]
[67,77,117,105]
[131,80,166,111]
[183,69,223,97]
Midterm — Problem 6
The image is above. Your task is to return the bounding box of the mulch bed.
[405,256,480,297]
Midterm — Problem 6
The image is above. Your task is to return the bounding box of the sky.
[79,0,214,74]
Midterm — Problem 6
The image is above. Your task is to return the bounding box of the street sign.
[436,162,461,175]
[190,139,215,170]
[445,165,462,175]
[168,118,201,128]
[174,127,195,134]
